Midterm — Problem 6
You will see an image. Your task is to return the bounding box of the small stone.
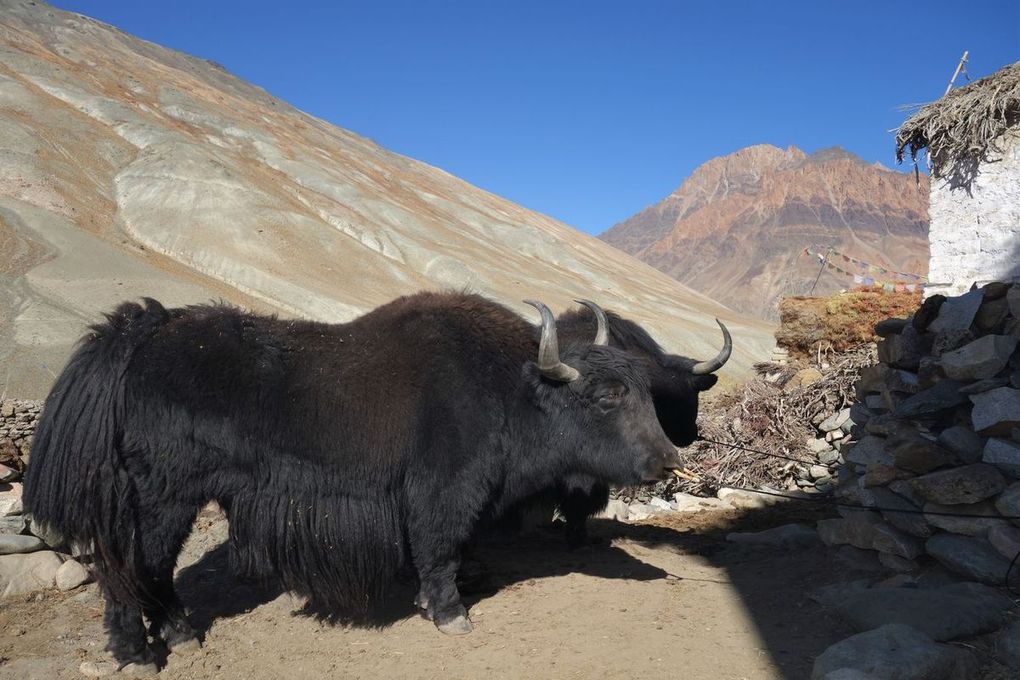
[886,369,921,394]
[833,545,884,572]
[839,510,883,550]
[648,497,673,512]
[988,524,1020,560]
[982,281,1011,300]
[874,318,910,337]
[976,294,1010,332]
[889,435,956,474]
[894,380,967,420]
[958,377,1010,394]
[672,493,728,513]
[997,618,1020,671]
[597,499,629,521]
[982,437,1020,477]
[79,660,119,678]
[844,436,893,467]
[807,438,833,454]
[937,426,985,464]
[970,387,1020,436]
[849,403,875,427]
[864,394,888,411]
[913,295,945,332]
[0,464,17,483]
[909,464,1006,505]
[926,534,1012,584]
[863,464,913,487]
[820,409,852,433]
[878,552,919,572]
[726,523,820,548]
[810,464,831,479]
[716,488,770,510]
[56,559,91,590]
[889,479,926,507]
[27,518,65,549]
[995,482,1020,525]
[0,482,23,517]
[810,623,978,680]
[0,550,63,597]
[868,487,931,538]
[864,414,909,437]
[626,503,664,521]
[923,500,1009,536]
[871,523,924,559]
[820,449,840,465]
[0,516,27,535]
[877,325,930,371]
[940,335,1018,381]
[0,535,44,555]
[817,518,848,546]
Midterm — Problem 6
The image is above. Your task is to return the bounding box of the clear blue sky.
[53,1,1019,234]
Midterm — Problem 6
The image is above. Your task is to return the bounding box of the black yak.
[510,302,731,547]
[23,291,681,672]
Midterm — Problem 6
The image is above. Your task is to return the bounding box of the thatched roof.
[896,61,1020,187]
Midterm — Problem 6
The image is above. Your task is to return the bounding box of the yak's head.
[558,304,732,448]
[523,300,680,486]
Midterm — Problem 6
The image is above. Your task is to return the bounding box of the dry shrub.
[776,287,920,359]
[631,345,877,501]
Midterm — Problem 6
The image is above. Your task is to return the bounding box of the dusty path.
[0,506,851,680]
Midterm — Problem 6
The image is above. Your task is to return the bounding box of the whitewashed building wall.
[926,128,1020,297]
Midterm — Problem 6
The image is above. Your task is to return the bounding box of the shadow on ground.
[172,499,850,679]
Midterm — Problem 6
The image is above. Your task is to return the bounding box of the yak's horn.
[574,299,609,346]
[691,319,732,375]
[524,300,580,382]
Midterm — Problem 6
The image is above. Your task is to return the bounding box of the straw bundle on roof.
[896,61,1020,187]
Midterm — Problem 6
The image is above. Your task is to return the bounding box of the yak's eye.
[596,384,626,409]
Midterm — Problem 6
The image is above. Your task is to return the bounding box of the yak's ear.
[692,374,718,392]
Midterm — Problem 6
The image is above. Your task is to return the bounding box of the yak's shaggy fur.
[24,292,678,668]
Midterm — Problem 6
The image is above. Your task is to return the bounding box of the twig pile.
[666,345,877,497]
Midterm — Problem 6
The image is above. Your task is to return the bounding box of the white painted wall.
[927,128,1020,297]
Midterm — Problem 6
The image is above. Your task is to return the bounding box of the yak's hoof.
[414,591,429,611]
[169,637,202,654]
[436,614,474,635]
[118,662,159,677]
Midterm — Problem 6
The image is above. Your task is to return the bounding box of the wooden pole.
[944,50,969,96]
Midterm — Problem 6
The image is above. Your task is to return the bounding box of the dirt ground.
[0,504,855,680]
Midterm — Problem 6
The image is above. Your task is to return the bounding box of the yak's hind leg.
[101,595,158,675]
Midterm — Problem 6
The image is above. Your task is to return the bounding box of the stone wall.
[927,128,1020,297]
[823,282,1020,578]
[0,399,41,466]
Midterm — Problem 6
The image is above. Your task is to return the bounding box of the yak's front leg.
[415,547,472,634]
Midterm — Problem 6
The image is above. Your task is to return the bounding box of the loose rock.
[908,464,1006,505]
[970,387,1020,436]
[982,438,1020,477]
[926,534,1012,584]
[810,623,977,680]
[0,550,63,598]
[937,426,985,464]
[0,534,44,555]
[834,582,1012,641]
[726,523,820,548]
[56,558,91,590]
[939,335,1017,381]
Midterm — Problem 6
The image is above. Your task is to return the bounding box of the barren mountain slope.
[602,145,929,320]
[0,0,772,398]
